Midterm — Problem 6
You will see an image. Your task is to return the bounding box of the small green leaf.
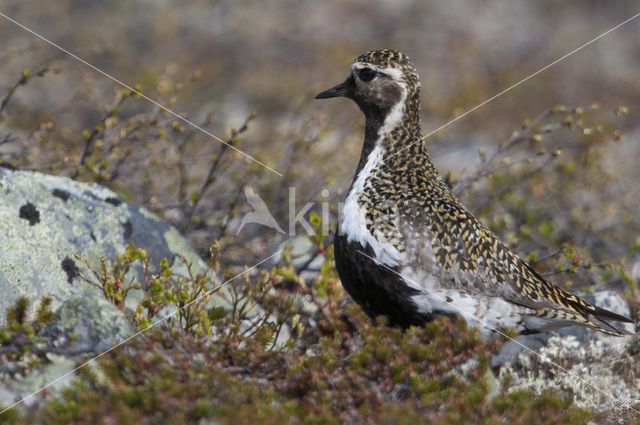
[208,306,227,321]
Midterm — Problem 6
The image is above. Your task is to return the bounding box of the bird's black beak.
[315,79,349,99]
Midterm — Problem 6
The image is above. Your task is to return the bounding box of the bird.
[315,49,634,337]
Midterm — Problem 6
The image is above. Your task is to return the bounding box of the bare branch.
[0,64,55,116]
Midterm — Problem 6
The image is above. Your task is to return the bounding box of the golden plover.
[316,49,634,336]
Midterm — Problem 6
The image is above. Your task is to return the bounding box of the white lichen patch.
[499,335,640,421]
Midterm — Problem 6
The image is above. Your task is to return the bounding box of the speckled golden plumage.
[317,49,634,336]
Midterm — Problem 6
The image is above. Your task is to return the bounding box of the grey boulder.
[0,166,208,404]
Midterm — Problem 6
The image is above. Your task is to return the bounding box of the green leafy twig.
[76,242,227,336]
[185,111,257,225]
[72,89,136,179]
[0,297,59,376]
[0,65,55,117]
[452,105,624,197]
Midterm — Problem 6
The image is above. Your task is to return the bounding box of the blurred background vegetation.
[2,0,640,275]
[1,1,640,422]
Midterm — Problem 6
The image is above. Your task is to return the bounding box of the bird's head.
[315,49,421,130]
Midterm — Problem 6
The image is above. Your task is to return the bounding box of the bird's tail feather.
[522,308,634,336]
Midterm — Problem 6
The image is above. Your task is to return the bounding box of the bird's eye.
[358,67,377,82]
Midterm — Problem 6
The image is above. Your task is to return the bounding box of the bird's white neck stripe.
[337,77,408,266]
[339,142,403,266]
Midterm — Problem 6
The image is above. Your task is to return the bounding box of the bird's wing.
[403,196,633,336]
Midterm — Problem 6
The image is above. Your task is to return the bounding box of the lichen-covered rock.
[492,290,639,417]
[0,167,209,402]
[491,291,634,368]
[498,335,639,421]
